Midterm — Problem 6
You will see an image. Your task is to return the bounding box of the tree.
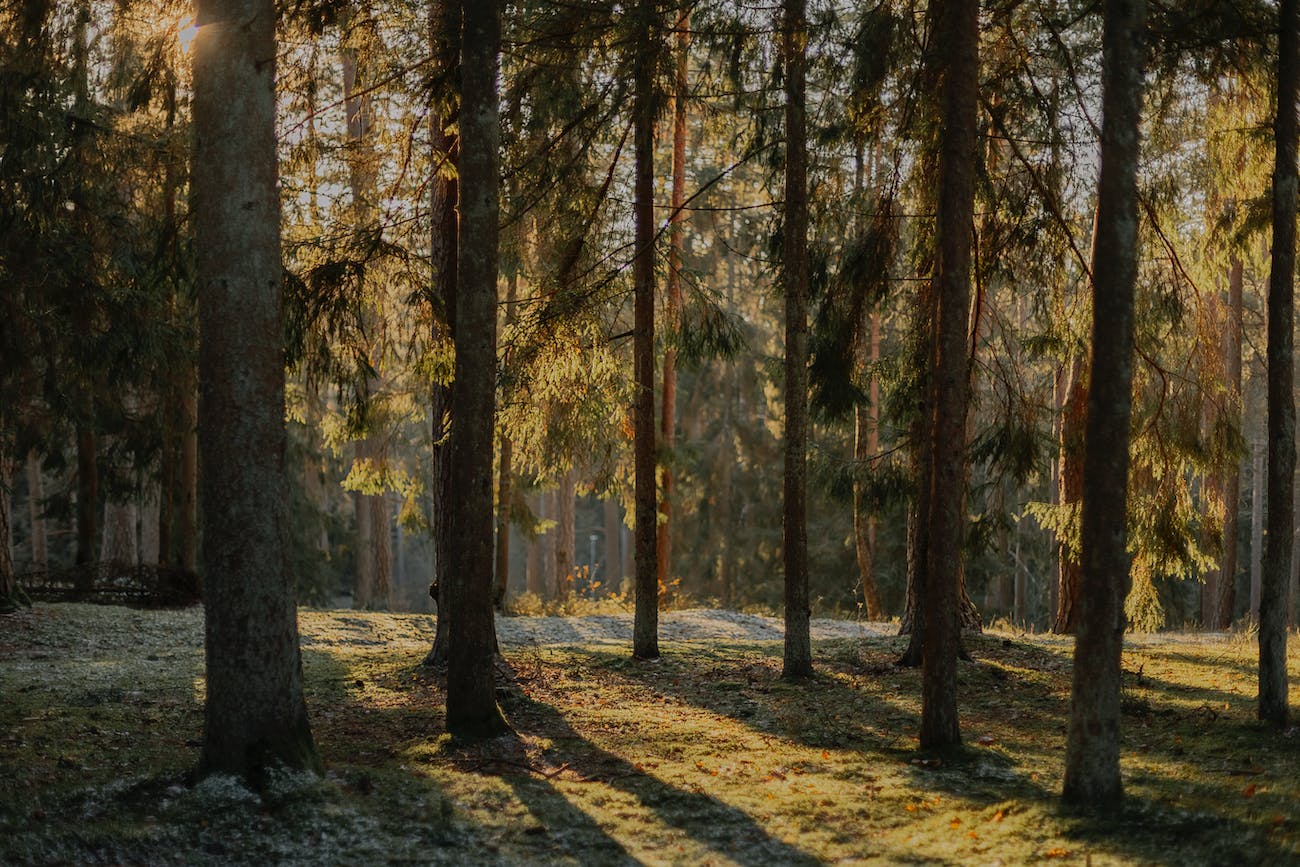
[918,0,980,751]
[192,0,318,778]
[1260,0,1298,728]
[632,0,660,661]
[444,0,509,739]
[658,2,690,598]
[1062,0,1147,808]
[781,0,813,679]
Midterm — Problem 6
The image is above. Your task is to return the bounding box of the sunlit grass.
[1,603,1297,865]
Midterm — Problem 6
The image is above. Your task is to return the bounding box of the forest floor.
[2,603,1298,866]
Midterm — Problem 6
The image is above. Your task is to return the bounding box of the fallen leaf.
[1045,847,1071,858]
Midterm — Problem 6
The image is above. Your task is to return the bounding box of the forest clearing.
[2,603,1298,865]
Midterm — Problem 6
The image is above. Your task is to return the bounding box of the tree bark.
[445,0,508,738]
[1250,426,1264,620]
[192,0,318,778]
[178,382,198,574]
[556,470,576,599]
[75,426,97,580]
[25,451,46,571]
[658,4,690,597]
[603,497,621,592]
[1062,0,1146,808]
[1260,0,1298,728]
[632,0,660,660]
[780,0,813,679]
[0,447,14,606]
[918,0,979,751]
[423,0,459,667]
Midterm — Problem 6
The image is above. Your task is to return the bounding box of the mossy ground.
[1,604,1297,865]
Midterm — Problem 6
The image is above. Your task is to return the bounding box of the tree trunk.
[25,451,46,571]
[192,0,318,778]
[603,497,621,592]
[75,426,97,581]
[1250,426,1265,620]
[1211,257,1244,629]
[854,312,884,620]
[1062,0,1146,808]
[100,497,138,570]
[540,489,557,598]
[423,0,459,668]
[918,0,979,751]
[780,0,812,679]
[0,447,14,606]
[445,0,508,739]
[1260,0,1298,728]
[179,382,198,574]
[658,4,689,597]
[342,15,393,612]
[555,471,576,599]
[632,0,660,660]
[1055,352,1087,633]
[526,493,544,597]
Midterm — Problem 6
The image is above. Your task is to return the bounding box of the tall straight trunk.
[1212,257,1244,629]
[781,0,812,679]
[658,4,689,594]
[157,418,175,566]
[25,451,46,571]
[631,0,660,660]
[1055,352,1087,632]
[343,18,392,611]
[0,447,14,605]
[101,497,138,569]
[495,262,519,610]
[445,0,508,738]
[423,0,459,667]
[192,0,318,778]
[919,0,979,750]
[1260,0,1298,728]
[178,383,198,573]
[555,471,576,599]
[854,312,884,620]
[1062,0,1146,808]
[540,489,557,597]
[1046,368,1066,624]
[1250,426,1265,619]
[75,427,97,578]
[603,498,621,591]
[526,493,544,596]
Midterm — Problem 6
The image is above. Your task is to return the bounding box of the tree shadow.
[493,666,824,866]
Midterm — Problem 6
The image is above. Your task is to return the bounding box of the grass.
[1,603,1298,865]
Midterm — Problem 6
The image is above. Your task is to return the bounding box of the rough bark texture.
[179,383,198,574]
[0,449,14,605]
[1260,0,1297,728]
[1250,429,1264,620]
[1062,0,1145,809]
[100,497,138,569]
[75,427,97,576]
[192,0,318,778]
[1054,353,1087,633]
[25,451,46,571]
[631,0,660,660]
[780,0,812,679]
[423,0,458,668]
[658,4,689,596]
[526,494,544,596]
[918,0,978,751]
[444,0,508,739]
